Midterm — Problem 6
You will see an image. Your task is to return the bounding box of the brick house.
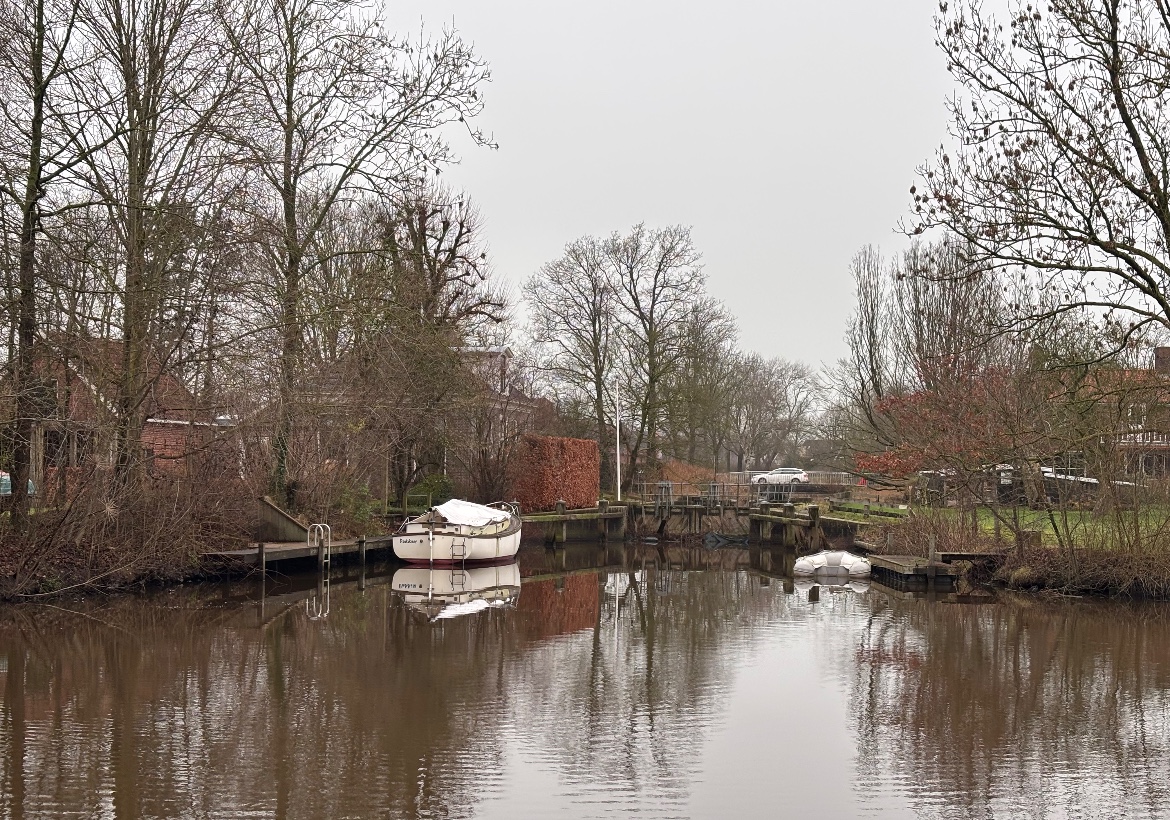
[1,339,230,494]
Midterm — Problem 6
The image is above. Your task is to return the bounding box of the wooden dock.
[203,535,397,567]
[202,503,630,568]
[523,501,627,544]
[868,554,960,591]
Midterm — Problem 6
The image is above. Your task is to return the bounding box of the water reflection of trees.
[505,560,782,813]
[11,558,1169,818]
[0,555,792,819]
[853,595,1170,818]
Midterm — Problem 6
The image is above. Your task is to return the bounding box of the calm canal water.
[1,543,1169,819]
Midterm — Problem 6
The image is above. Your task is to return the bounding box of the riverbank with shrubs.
[863,506,1170,599]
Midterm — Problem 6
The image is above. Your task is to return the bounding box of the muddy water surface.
[1,543,1168,819]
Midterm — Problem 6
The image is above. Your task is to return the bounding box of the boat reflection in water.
[391,561,521,620]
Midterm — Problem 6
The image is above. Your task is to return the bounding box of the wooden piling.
[809,585,820,603]
[358,535,367,567]
[598,499,609,540]
[556,499,567,545]
[258,541,266,573]
[926,534,938,589]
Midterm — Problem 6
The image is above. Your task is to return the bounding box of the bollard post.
[809,584,820,603]
[358,535,367,591]
[927,533,938,590]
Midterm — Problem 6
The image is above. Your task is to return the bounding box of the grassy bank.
[863,505,1170,598]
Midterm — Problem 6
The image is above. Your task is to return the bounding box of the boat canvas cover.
[433,499,511,527]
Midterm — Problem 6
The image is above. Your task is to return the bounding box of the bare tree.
[222,0,491,502]
[661,296,737,465]
[838,238,1010,461]
[915,0,1170,348]
[0,0,93,529]
[606,224,704,489]
[77,0,238,488]
[727,353,816,471]
[523,235,617,488]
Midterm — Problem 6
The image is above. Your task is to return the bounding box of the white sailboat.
[393,499,522,563]
[391,562,521,620]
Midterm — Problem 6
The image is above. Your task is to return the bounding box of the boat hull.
[792,549,871,578]
[393,518,522,563]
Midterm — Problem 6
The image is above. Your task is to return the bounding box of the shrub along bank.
[864,507,1170,598]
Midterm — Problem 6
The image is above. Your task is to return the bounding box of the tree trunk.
[115,81,148,489]
[10,0,51,534]
[593,382,611,493]
[273,67,302,505]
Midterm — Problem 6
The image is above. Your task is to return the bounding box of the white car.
[754,468,809,485]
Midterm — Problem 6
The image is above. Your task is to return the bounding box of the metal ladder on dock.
[307,524,332,620]
[309,524,332,567]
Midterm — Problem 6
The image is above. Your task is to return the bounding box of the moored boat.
[393,498,522,563]
[792,549,871,579]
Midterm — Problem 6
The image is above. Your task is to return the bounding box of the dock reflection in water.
[0,544,1168,818]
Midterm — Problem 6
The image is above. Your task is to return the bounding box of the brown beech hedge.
[512,435,599,512]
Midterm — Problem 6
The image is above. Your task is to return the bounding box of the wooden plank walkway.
[204,535,396,565]
[868,554,960,578]
[935,550,1008,564]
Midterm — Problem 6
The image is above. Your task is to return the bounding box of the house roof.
[8,337,210,424]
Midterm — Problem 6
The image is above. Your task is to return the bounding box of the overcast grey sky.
[388,0,956,367]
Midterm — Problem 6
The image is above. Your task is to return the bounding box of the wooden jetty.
[868,554,960,592]
[204,534,396,568]
[524,500,628,545]
[825,499,909,519]
[202,501,630,569]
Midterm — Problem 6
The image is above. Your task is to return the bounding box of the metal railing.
[307,524,332,620]
[725,470,856,485]
[308,523,332,568]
